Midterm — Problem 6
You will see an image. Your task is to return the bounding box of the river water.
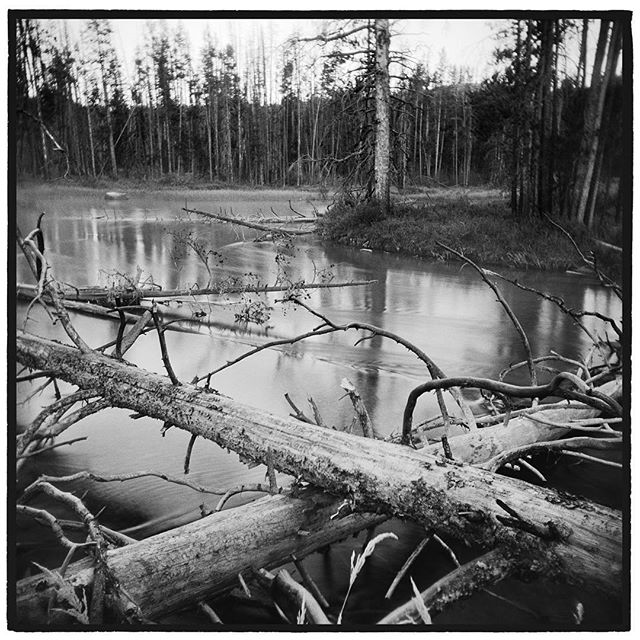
[14,185,623,627]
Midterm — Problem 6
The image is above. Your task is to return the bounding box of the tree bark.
[570,20,612,224]
[16,332,623,599]
[16,491,385,624]
[374,19,391,210]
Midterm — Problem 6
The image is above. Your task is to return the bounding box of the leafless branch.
[25,470,231,496]
[482,436,622,472]
[543,214,622,299]
[437,242,537,388]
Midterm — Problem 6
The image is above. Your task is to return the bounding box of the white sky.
[54,18,502,89]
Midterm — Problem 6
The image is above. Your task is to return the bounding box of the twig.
[432,533,460,567]
[484,268,622,340]
[437,242,537,387]
[500,353,591,385]
[16,504,78,549]
[184,434,198,475]
[340,377,375,438]
[17,389,100,456]
[526,413,619,433]
[291,555,330,609]
[482,437,622,472]
[17,436,88,459]
[36,398,111,442]
[308,397,328,428]
[16,370,55,383]
[198,601,223,624]
[18,228,91,353]
[29,470,230,496]
[560,450,622,468]
[543,214,622,299]
[516,458,548,483]
[117,309,153,357]
[284,393,314,424]
[18,377,54,405]
[473,401,600,427]
[151,304,180,385]
[237,572,252,598]
[272,568,331,624]
[214,484,275,512]
[59,542,97,577]
[385,534,431,599]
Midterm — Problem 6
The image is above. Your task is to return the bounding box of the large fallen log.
[16,331,623,601]
[16,491,385,624]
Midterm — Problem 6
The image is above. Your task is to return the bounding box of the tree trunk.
[584,23,622,229]
[570,20,612,224]
[16,491,386,624]
[374,18,391,210]
[16,332,623,600]
[86,106,97,178]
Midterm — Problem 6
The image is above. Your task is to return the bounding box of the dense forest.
[14,17,625,227]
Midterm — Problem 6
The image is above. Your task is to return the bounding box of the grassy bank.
[318,189,623,280]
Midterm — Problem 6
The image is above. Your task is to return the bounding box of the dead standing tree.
[13,224,624,626]
[294,18,392,211]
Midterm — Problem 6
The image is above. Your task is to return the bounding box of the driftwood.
[379,547,516,624]
[16,491,385,624]
[16,331,623,604]
[420,379,620,464]
[18,279,376,308]
[183,207,315,236]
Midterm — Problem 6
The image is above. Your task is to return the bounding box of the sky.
[54,18,503,89]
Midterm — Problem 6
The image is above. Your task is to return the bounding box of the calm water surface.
[15,185,623,626]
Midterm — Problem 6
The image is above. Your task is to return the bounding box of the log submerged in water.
[16,331,623,606]
[17,279,376,308]
[16,491,385,624]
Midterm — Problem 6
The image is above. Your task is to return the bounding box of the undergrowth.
[318,194,623,280]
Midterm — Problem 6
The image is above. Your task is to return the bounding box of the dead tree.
[16,331,623,601]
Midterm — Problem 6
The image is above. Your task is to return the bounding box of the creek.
[14,185,623,626]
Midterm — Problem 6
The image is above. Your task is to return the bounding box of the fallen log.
[183,207,315,235]
[16,491,386,624]
[421,379,621,465]
[16,331,623,599]
[18,279,375,308]
[378,547,515,624]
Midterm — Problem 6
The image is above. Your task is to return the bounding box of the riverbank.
[318,189,623,280]
[16,179,623,280]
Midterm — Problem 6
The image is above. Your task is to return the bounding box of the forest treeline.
[14,17,625,225]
